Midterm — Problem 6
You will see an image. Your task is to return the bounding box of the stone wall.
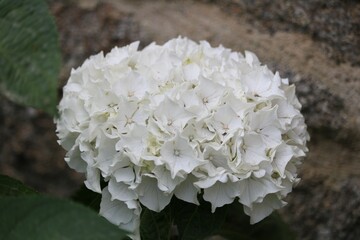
[1,1,359,239]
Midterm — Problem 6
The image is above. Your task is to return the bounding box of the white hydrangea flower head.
[56,37,309,239]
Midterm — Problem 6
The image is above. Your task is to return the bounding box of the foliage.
[0,0,60,115]
[140,204,173,240]
[139,195,295,240]
[0,175,128,240]
[71,183,102,211]
[0,174,37,196]
[217,201,296,240]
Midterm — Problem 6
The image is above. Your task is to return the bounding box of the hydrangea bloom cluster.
[56,37,309,237]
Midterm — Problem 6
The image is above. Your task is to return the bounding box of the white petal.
[113,167,135,183]
[193,120,216,142]
[99,187,139,229]
[194,77,225,110]
[160,135,205,178]
[108,177,137,201]
[223,93,255,117]
[195,174,223,189]
[116,125,148,164]
[65,145,87,173]
[106,46,129,65]
[183,63,200,81]
[243,70,270,96]
[203,181,240,212]
[245,51,260,66]
[84,166,101,193]
[154,97,194,133]
[253,169,266,178]
[203,145,231,171]
[238,177,280,207]
[136,176,172,212]
[244,194,286,224]
[113,72,148,99]
[210,106,243,142]
[179,90,204,115]
[174,174,200,205]
[153,166,184,193]
[243,134,268,165]
[95,137,118,174]
[248,106,279,130]
[260,126,282,148]
[272,143,294,177]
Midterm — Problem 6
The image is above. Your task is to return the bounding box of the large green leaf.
[0,174,37,196]
[0,196,128,240]
[172,197,228,240]
[140,204,173,240]
[71,184,102,211]
[140,196,229,240]
[216,201,296,240]
[0,0,60,115]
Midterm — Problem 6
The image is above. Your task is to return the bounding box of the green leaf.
[140,204,173,240]
[0,195,128,240]
[0,174,37,196]
[71,184,102,211]
[173,197,228,240]
[0,0,61,115]
[217,201,296,240]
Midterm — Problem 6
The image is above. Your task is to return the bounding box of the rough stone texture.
[0,95,82,196]
[51,1,145,87]
[208,0,360,66]
[0,0,359,239]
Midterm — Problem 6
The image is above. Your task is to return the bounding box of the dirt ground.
[0,0,359,239]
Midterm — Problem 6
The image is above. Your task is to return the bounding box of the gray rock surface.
[209,0,360,66]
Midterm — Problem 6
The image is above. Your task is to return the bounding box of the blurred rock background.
[0,0,359,239]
